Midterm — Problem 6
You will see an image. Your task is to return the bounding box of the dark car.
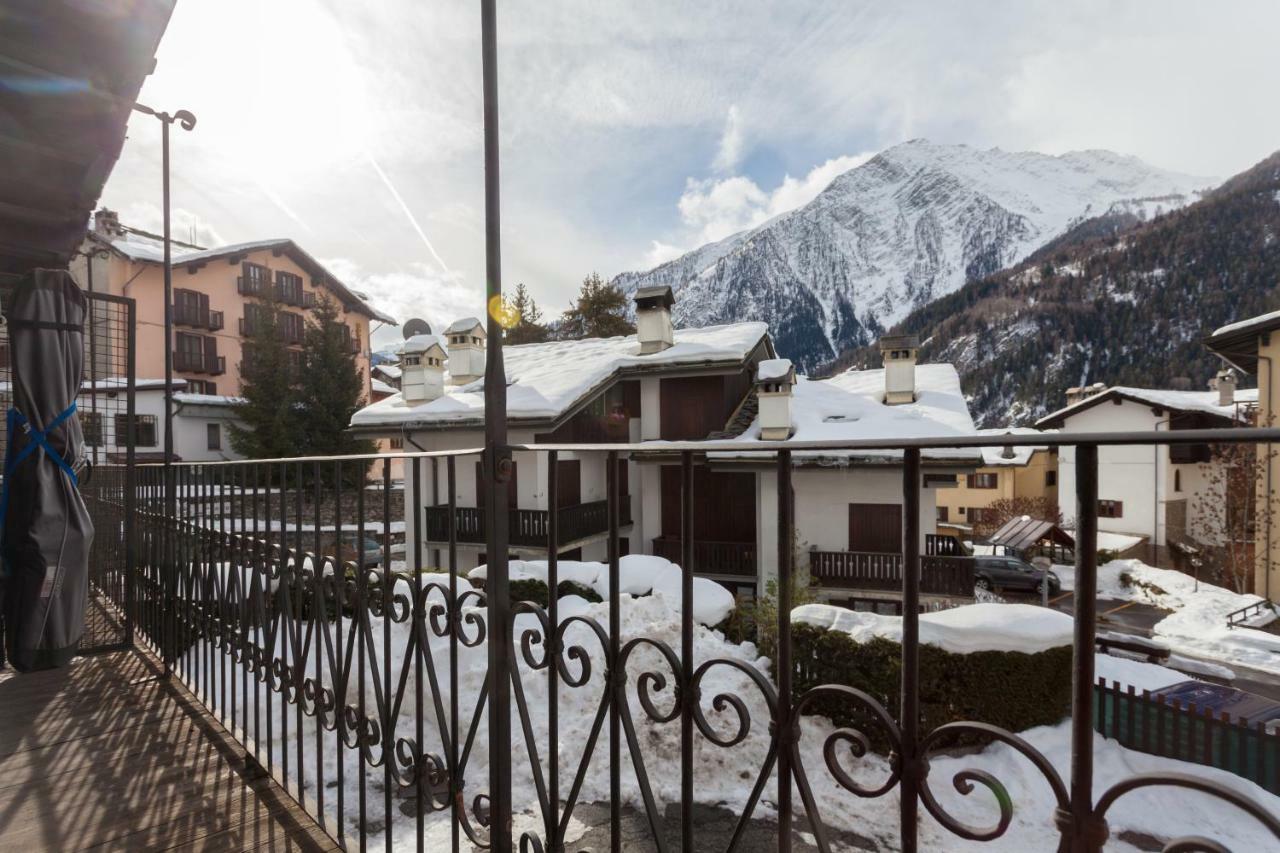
[1157,681,1280,733]
[328,533,383,569]
[974,555,1060,595]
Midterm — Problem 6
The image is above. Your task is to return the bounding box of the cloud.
[673,151,879,248]
[642,240,686,268]
[117,201,225,247]
[321,257,483,350]
[711,105,745,174]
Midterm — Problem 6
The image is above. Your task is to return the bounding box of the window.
[404,355,421,366]
[1174,470,1182,492]
[936,505,949,523]
[279,311,304,344]
[241,262,270,294]
[115,414,157,447]
[243,303,270,336]
[389,437,404,450]
[188,380,217,395]
[276,270,303,304]
[175,332,206,371]
[968,507,997,525]
[1098,500,1124,518]
[967,473,999,489]
[82,411,104,447]
[1046,470,1057,487]
[207,423,221,450]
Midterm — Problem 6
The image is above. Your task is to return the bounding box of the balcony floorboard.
[0,648,336,852]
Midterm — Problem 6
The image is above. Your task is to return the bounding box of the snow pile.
[1057,558,1280,676]
[756,358,794,382]
[468,554,736,626]
[793,602,1073,654]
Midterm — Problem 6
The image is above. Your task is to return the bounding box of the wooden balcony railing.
[651,536,757,577]
[173,303,224,331]
[423,497,631,547]
[173,350,226,376]
[809,550,975,596]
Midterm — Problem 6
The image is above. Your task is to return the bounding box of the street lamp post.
[132,103,195,674]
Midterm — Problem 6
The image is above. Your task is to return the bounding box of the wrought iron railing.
[100,428,1280,852]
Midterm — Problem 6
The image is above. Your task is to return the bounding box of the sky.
[102,0,1280,348]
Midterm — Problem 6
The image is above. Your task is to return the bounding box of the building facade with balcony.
[934,427,1059,537]
[1036,380,1255,574]
[351,293,986,603]
[73,209,395,399]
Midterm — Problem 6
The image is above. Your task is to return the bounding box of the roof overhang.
[0,0,176,275]
[1035,388,1236,430]
[1204,322,1280,376]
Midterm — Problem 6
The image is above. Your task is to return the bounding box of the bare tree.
[1190,431,1276,594]
[971,496,1062,539]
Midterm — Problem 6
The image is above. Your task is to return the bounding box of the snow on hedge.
[468,554,736,626]
[793,602,1074,654]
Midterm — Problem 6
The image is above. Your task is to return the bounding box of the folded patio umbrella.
[0,269,93,671]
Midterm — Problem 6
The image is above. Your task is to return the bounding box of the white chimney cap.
[446,317,485,336]
[403,334,446,356]
[756,358,796,385]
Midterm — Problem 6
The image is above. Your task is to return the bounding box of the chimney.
[1213,367,1238,407]
[1001,444,1016,460]
[633,285,675,354]
[94,208,123,237]
[756,358,796,440]
[878,334,920,405]
[400,335,446,403]
[445,317,486,385]
[1066,382,1106,407]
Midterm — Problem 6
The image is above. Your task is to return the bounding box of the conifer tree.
[296,295,377,463]
[558,272,635,340]
[230,289,299,459]
[505,282,550,344]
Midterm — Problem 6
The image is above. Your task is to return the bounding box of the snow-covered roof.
[370,378,398,397]
[402,333,447,355]
[1037,385,1257,428]
[350,322,769,429]
[374,363,402,380]
[975,426,1053,466]
[1212,309,1280,339]
[173,392,245,407]
[446,317,484,335]
[713,363,981,464]
[101,232,396,324]
[756,358,795,384]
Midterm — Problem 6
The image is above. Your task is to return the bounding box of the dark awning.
[0,0,175,275]
[985,516,1074,552]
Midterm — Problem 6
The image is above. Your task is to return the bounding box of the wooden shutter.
[848,503,903,553]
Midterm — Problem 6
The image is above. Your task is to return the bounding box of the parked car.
[974,555,1060,595]
[327,533,383,569]
[1156,681,1280,734]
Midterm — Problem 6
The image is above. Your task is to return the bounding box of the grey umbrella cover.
[1,269,93,671]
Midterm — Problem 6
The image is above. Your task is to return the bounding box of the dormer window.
[404,355,421,367]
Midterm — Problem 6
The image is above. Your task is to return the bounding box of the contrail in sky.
[366,152,451,274]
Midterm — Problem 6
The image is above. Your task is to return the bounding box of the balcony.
[172,303,224,331]
[236,275,267,296]
[172,350,226,375]
[652,536,756,576]
[423,497,631,547]
[809,550,975,596]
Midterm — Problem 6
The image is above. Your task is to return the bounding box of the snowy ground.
[180,569,1280,851]
[1055,558,1280,676]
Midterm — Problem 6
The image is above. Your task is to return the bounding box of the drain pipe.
[1154,415,1170,567]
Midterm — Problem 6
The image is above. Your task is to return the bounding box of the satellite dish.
[403,318,432,339]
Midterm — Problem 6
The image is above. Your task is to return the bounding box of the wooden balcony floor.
[0,649,336,852]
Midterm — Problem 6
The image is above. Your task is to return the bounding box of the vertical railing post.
[680,450,695,853]
[1066,443,1107,852]
[124,296,136,645]
[776,449,794,852]
[899,447,921,852]
[546,451,560,851]
[480,0,511,845]
[607,450,622,853]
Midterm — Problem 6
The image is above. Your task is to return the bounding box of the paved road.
[1002,590,1280,701]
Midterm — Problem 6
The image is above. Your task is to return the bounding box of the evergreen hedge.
[790,623,1072,752]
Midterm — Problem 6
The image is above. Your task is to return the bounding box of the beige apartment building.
[936,428,1057,535]
[73,209,394,399]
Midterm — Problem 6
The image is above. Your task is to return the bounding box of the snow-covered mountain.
[613,140,1215,371]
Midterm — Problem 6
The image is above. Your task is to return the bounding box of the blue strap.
[6,403,79,485]
[0,403,80,574]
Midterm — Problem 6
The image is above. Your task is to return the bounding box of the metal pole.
[899,447,921,852]
[1068,444,1106,852]
[776,449,794,852]
[479,1,512,848]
